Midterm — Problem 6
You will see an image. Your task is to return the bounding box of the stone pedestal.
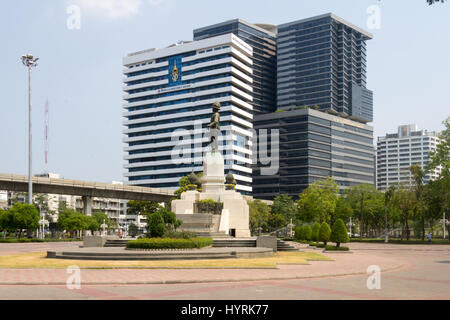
[171,151,251,238]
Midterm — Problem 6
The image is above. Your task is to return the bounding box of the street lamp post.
[21,54,39,205]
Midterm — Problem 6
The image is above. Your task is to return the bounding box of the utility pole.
[21,54,39,204]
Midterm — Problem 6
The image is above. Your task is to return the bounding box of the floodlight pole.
[21,54,39,205]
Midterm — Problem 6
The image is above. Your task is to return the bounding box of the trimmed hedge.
[163,231,197,239]
[126,237,213,250]
[324,245,349,251]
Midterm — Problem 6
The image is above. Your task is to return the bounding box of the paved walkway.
[0,241,407,285]
[0,242,449,299]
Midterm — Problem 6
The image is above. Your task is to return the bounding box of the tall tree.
[346,184,378,239]
[270,195,297,223]
[9,203,39,238]
[297,177,339,223]
[391,188,417,240]
[249,200,270,234]
[409,164,426,240]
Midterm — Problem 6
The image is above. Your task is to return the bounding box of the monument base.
[171,151,251,238]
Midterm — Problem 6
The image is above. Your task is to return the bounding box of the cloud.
[74,0,143,19]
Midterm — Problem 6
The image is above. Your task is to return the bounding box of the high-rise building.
[376,124,442,190]
[194,19,277,114]
[277,13,373,123]
[122,34,254,194]
[253,108,375,200]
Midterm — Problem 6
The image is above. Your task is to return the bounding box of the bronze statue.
[207,101,221,152]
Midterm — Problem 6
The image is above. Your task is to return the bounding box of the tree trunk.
[405,216,410,241]
[360,193,364,240]
[421,215,425,241]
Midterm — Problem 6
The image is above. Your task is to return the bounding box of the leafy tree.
[330,218,350,247]
[85,216,99,233]
[147,212,166,238]
[334,196,353,224]
[127,200,160,216]
[0,210,15,239]
[268,213,287,232]
[271,195,297,223]
[311,222,321,241]
[391,188,417,240]
[303,225,312,241]
[9,203,39,238]
[346,184,378,239]
[92,211,111,228]
[128,223,139,237]
[297,177,339,223]
[157,207,178,232]
[249,200,270,234]
[318,222,331,245]
[410,164,426,240]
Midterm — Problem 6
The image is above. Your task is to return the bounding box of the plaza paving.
[0,241,448,299]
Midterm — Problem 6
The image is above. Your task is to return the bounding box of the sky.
[0,0,449,184]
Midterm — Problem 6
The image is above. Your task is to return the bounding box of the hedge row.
[324,245,349,251]
[126,237,213,249]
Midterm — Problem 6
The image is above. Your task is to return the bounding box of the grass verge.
[0,251,332,269]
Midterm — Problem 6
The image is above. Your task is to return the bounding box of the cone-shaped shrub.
[148,212,166,238]
[294,225,302,240]
[330,218,350,247]
[318,222,331,245]
[303,225,312,241]
[311,222,321,241]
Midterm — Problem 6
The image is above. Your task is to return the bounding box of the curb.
[0,264,404,286]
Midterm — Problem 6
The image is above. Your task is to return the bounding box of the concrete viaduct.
[0,173,175,215]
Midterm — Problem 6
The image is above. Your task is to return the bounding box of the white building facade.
[122,34,254,195]
[376,124,442,190]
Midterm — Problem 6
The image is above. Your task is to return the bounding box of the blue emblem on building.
[168,56,182,87]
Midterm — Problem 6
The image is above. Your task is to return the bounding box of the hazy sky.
[0,0,449,183]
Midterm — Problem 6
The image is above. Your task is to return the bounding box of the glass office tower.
[194,19,277,115]
[253,108,375,200]
[277,13,373,123]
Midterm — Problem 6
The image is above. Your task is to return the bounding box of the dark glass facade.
[253,108,374,200]
[277,13,373,123]
[194,19,277,114]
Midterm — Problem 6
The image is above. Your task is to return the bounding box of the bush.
[330,219,350,247]
[147,212,166,238]
[303,225,312,241]
[318,222,331,245]
[163,231,197,239]
[195,199,223,214]
[294,226,302,240]
[325,245,349,251]
[315,243,326,248]
[311,222,321,241]
[126,237,213,249]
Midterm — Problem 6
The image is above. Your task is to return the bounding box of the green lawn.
[0,251,332,269]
